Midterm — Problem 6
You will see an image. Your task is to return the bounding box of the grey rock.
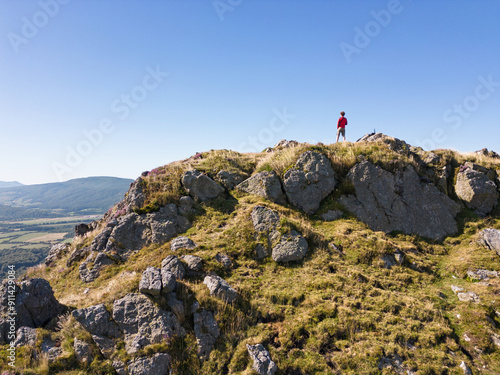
[170,236,197,251]
[161,255,185,280]
[339,161,460,240]
[273,139,299,149]
[194,310,220,361]
[378,353,406,375]
[357,133,411,154]
[72,304,121,338]
[460,361,472,375]
[457,291,480,303]
[139,267,163,296]
[380,254,398,269]
[456,168,498,215]
[165,292,185,321]
[271,231,308,263]
[112,360,128,375]
[82,204,191,281]
[91,334,116,358]
[236,171,287,205]
[79,252,114,283]
[161,270,177,294]
[492,333,500,348]
[113,293,184,354]
[74,338,94,364]
[178,195,195,215]
[15,278,66,328]
[181,255,203,273]
[451,285,464,294]
[13,326,36,347]
[125,177,146,213]
[251,206,280,234]
[321,209,343,221]
[182,169,224,201]
[67,246,90,267]
[478,228,500,256]
[246,343,277,375]
[283,151,337,214]
[216,170,247,190]
[41,338,63,362]
[467,269,499,280]
[45,242,71,265]
[423,152,441,165]
[203,275,238,303]
[255,243,270,260]
[215,253,233,269]
[128,353,172,375]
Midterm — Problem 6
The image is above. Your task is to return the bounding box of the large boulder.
[161,255,185,280]
[45,242,71,265]
[72,304,121,338]
[170,236,197,251]
[356,133,410,154]
[139,267,163,297]
[478,228,500,256]
[215,170,247,190]
[339,161,460,240]
[124,177,147,213]
[181,169,225,201]
[112,293,184,354]
[251,206,280,234]
[236,171,287,204]
[194,310,220,361]
[15,278,66,329]
[282,151,337,214]
[271,231,308,263]
[455,167,498,215]
[246,344,278,375]
[203,275,238,303]
[127,353,172,375]
[80,204,190,282]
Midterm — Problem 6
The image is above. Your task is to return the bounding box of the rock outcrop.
[478,228,500,256]
[181,169,225,201]
[203,275,238,303]
[455,166,498,215]
[170,236,197,251]
[194,309,220,361]
[127,353,172,375]
[113,293,185,354]
[271,230,308,263]
[236,171,287,204]
[139,267,163,296]
[283,151,337,214]
[246,343,278,375]
[15,278,66,329]
[45,242,71,265]
[78,204,190,282]
[339,161,460,240]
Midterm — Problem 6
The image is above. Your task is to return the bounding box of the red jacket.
[337,116,347,128]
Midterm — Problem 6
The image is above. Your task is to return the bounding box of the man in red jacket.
[336,111,347,143]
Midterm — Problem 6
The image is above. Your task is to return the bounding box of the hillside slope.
[1,134,500,375]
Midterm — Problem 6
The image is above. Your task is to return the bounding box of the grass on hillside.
[5,139,500,374]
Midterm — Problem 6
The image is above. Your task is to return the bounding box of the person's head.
[340,111,345,116]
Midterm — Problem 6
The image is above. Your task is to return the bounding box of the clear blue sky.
[1,0,499,184]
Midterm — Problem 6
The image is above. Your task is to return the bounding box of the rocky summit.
[1,134,500,374]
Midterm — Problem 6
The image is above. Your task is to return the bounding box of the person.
[336,111,347,142]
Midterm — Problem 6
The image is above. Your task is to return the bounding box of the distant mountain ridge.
[0,176,133,218]
[0,181,24,189]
